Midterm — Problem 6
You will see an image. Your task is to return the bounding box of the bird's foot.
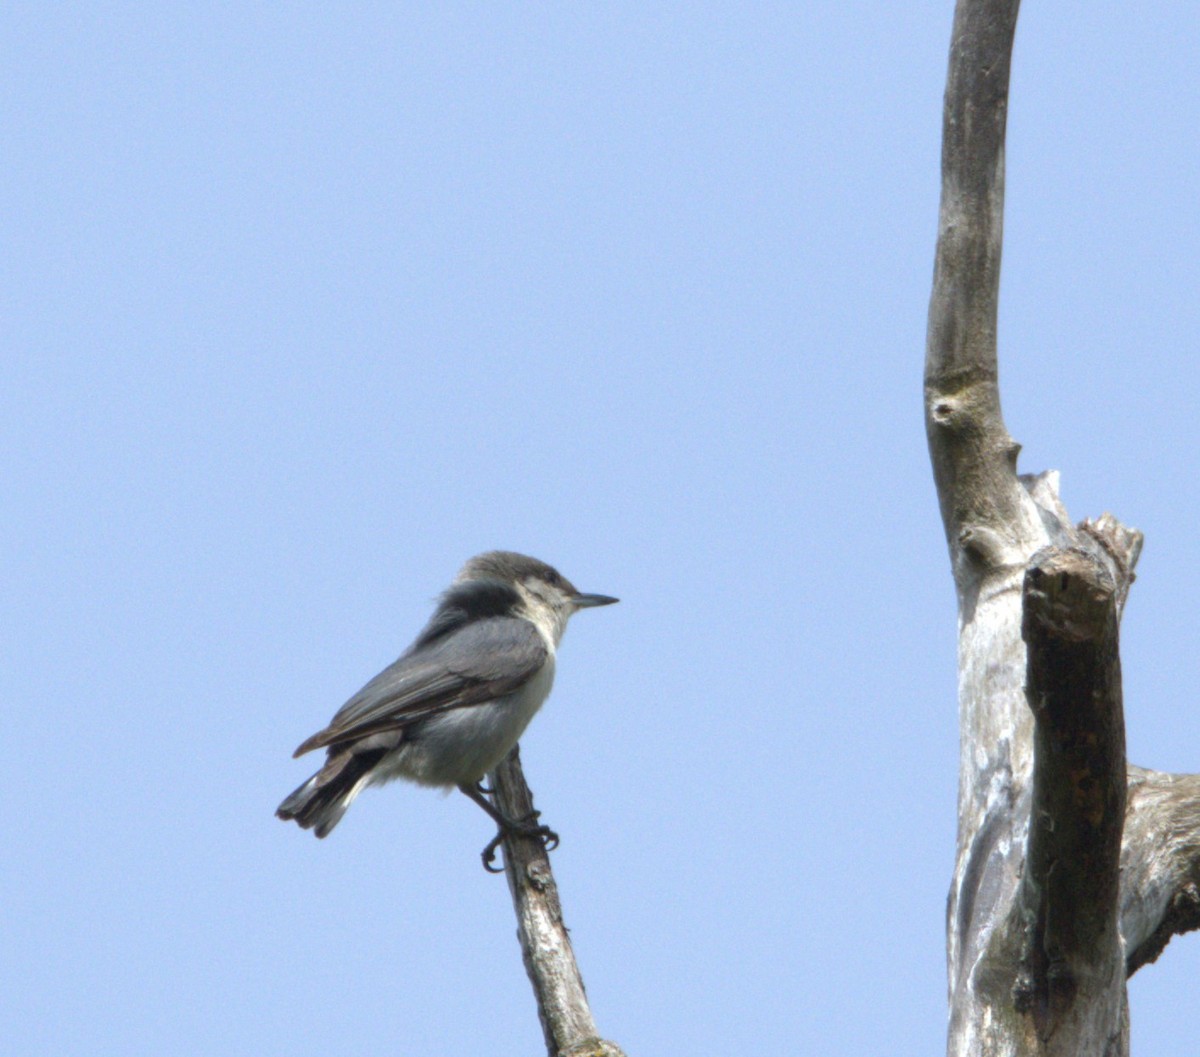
[481,810,560,873]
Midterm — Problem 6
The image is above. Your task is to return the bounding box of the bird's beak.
[573,592,619,609]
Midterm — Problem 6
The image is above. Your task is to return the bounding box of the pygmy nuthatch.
[276,551,617,868]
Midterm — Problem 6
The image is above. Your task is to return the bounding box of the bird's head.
[457,550,618,644]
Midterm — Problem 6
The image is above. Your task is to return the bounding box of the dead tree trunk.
[927,2,1200,1054]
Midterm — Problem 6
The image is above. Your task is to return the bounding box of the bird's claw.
[482,834,505,872]
[480,811,560,873]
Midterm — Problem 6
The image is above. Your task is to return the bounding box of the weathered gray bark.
[488,746,626,1057]
[1121,767,1200,976]
[928,2,1200,1054]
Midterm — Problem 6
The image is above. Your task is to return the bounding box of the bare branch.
[926,11,1046,1053]
[489,747,625,1057]
[1080,514,1144,617]
[1014,547,1126,1039]
[1121,766,1200,976]
[926,0,1037,578]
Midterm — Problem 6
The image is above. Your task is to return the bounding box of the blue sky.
[4,4,1199,1054]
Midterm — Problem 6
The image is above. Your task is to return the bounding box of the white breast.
[377,650,557,788]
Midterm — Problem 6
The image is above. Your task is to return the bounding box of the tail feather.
[276,748,386,838]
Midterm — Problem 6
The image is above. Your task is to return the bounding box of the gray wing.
[293,616,548,756]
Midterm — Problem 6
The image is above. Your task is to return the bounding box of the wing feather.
[293,616,548,756]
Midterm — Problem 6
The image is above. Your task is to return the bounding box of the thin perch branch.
[489,746,626,1057]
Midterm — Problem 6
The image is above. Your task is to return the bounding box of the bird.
[276,550,617,868]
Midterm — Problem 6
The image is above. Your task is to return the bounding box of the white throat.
[513,583,570,649]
